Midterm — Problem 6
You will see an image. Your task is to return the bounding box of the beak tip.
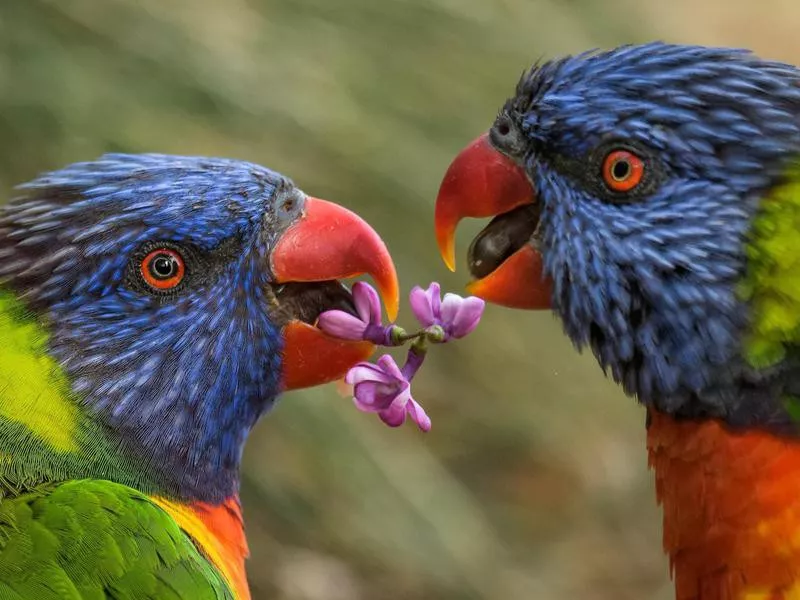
[385,298,399,322]
[436,235,457,273]
[376,266,400,322]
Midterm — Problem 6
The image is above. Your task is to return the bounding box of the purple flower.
[345,353,431,432]
[323,280,485,432]
[409,282,485,341]
[318,281,390,344]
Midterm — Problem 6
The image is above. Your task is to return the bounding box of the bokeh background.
[3,2,800,598]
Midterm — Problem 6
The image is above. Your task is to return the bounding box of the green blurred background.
[2,1,799,598]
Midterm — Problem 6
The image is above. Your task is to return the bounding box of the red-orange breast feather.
[648,409,800,600]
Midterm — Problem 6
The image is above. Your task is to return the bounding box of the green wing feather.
[0,479,234,600]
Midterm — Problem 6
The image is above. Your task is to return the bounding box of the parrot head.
[435,44,800,423]
[0,154,398,500]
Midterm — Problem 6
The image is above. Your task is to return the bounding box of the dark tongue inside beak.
[467,204,541,280]
[464,202,551,310]
[273,281,358,326]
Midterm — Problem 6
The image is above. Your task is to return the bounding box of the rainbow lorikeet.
[0,154,399,599]
[434,43,800,599]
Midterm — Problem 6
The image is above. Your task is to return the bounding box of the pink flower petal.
[352,382,381,410]
[376,354,405,382]
[317,310,368,341]
[353,397,375,413]
[440,293,463,329]
[409,285,435,327]
[425,282,442,320]
[406,398,431,432]
[379,403,407,427]
[389,385,412,409]
[446,295,485,339]
[345,362,394,385]
[352,281,381,324]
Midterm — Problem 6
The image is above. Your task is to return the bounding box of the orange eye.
[141,248,185,290]
[602,150,645,192]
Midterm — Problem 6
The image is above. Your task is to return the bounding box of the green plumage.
[741,167,800,368]
[0,293,236,598]
[0,480,232,600]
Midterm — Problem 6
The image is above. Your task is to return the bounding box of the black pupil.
[612,159,631,180]
[150,254,178,279]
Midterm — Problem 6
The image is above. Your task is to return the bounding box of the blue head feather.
[0,154,306,500]
[502,43,800,426]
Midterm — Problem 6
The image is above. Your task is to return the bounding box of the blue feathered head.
[0,154,398,501]
[435,43,800,429]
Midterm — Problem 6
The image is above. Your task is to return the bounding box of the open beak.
[434,133,552,309]
[272,197,399,391]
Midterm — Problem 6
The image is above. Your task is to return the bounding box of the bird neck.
[0,288,244,503]
[0,289,115,494]
[0,289,250,596]
[647,408,800,599]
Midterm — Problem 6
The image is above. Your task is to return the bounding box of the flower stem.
[388,326,428,346]
[401,341,427,381]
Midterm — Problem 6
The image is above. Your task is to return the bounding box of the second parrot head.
[434,43,800,418]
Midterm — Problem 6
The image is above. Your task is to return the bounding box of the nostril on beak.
[496,119,511,137]
[490,114,527,158]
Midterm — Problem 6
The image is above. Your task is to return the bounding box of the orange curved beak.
[272,197,399,391]
[434,134,552,309]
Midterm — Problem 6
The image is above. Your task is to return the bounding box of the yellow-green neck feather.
[0,290,79,452]
[0,289,160,496]
[741,168,800,369]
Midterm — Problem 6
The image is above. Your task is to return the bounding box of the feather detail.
[741,164,800,370]
[0,480,234,599]
[151,495,250,600]
[648,408,800,599]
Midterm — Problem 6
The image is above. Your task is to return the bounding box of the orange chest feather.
[647,409,800,600]
[151,495,251,600]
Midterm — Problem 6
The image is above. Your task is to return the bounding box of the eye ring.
[140,248,186,290]
[602,150,645,193]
